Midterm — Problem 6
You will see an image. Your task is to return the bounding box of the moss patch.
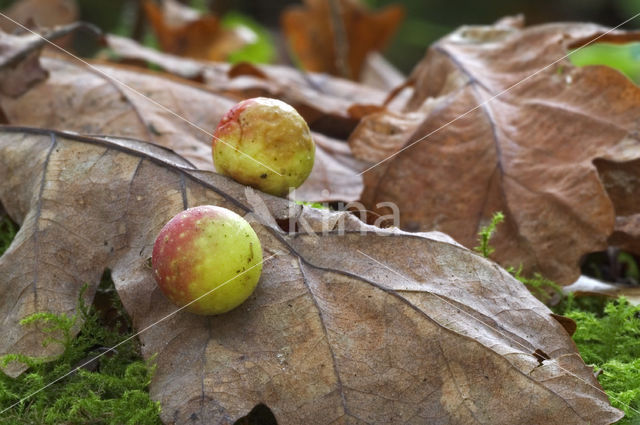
[0,275,162,425]
[558,297,640,423]
[474,211,504,258]
[0,215,17,256]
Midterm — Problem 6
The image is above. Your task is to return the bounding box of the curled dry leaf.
[0,126,622,424]
[359,51,407,92]
[281,0,404,80]
[143,0,250,61]
[0,30,48,98]
[105,34,389,139]
[350,20,640,284]
[0,51,362,201]
[0,23,98,98]
[564,275,640,305]
[217,61,386,140]
[293,132,368,202]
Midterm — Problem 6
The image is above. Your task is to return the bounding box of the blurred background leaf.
[570,42,640,84]
[2,0,640,75]
[222,11,274,64]
[366,0,640,72]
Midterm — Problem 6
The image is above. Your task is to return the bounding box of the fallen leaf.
[0,52,362,201]
[143,0,248,61]
[563,275,640,305]
[0,0,77,33]
[0,126,622,424]
[0,30,48,98]
[594,156,640,255]
[105,34,390,139]
[281,0,404,80]
[610,214,640,254]
[218,62,387,140]
[1,54,227,169]
[105,33,207,80]
[154,0,200,27]
[293,132,366,202]
[349,19,640,284]
[359,51,407,92]
[0,23,98,98]
[227,61,267,79]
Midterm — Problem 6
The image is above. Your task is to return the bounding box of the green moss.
[474,212,561,301]
[474,211,504,258]
[553,292,609,317]
[506,264,563,303]
[0,215,17,256]
[563,298,640,423]
[294,200,330,210]
[0,276,162,425]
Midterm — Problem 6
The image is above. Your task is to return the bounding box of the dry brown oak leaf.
[0,22,98,98]
[349,19,640,285]
[0,52,363,202]
[142,0,233,60]
[105,34,389,140]
[0,126,622,424]
[281,0,404,80]
[143,0,250,61]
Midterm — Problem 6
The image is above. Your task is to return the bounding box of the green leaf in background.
[222,11,275,64]
[569,42,640,84]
